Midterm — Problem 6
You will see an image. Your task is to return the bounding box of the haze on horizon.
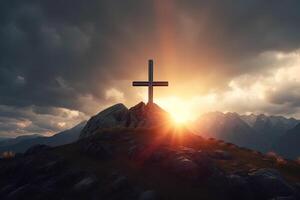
[1,0,300,137]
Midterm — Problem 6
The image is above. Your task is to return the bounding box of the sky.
[1,0,300,137]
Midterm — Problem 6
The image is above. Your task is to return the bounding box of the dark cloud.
[1,0,300,136]
[0,0,156,111]
[267,82,300,107]
[0,105,87,137]
[173,1,300,76]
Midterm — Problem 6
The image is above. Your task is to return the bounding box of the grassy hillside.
[51,127,300,199]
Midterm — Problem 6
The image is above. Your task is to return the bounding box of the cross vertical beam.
[132,59,168,104]
[148,59,153,104]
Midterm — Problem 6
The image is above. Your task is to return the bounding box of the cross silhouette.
[132,59,168,104]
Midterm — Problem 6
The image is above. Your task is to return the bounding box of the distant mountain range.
[192,112,300,158]
[0,121,86,153]
[0,134,41,147]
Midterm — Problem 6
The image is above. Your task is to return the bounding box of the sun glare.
[157,96,195,125]
[171,114,189,124]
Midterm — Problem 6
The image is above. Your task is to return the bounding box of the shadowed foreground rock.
[1,128,300,200]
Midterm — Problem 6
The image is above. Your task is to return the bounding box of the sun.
[156,97,194,125]
[170,113,189,124]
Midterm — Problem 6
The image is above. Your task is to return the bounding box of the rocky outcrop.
[126,102,170,128]
[80,102,171,139]
[222,168,299,200]
[128,145,216,181]
[247,169,296,199]
[80,104,129,138]
[0,148,159,200]
[0,152,99,200]
[1,129,300,200]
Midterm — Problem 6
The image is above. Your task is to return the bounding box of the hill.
[1,127,300,200]
[0,103,299,200]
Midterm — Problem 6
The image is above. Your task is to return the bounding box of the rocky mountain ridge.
[80,102,171,138]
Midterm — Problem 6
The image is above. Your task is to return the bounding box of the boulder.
[248,169,295,199]
[138,190,158,200]
[226,174,253,200]
[168,156,199,180]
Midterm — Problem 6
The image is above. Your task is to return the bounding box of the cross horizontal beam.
[132,59,168,103]
[132,81,169,86]
[153,81,168,86]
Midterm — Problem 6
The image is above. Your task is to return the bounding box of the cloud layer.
[1,0,300,136]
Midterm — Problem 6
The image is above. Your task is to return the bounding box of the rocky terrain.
[0,103,300,200]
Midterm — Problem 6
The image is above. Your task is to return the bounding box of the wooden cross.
[132,59,168,104]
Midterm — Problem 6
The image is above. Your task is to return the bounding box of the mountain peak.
[79,102,170,139]
[95,103,128,116]
[129,102,168,116]
[130,101,145,108]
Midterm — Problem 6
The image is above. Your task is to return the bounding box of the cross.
[133,59,168,104]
